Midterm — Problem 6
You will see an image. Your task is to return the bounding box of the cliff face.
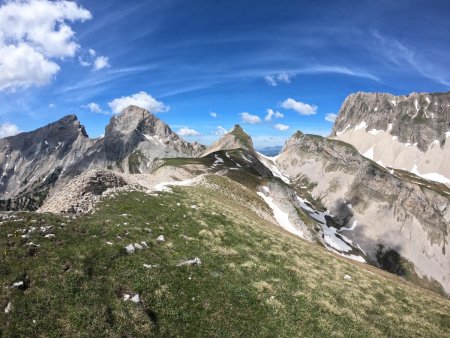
[332,91,450,151]
[0,115,93,201]
[0,106,205,209]
[332,92,450,183]
[276,131,450,294]
[103,105,205,164]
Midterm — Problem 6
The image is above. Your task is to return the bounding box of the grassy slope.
[1,178,450,337]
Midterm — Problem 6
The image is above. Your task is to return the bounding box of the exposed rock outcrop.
[276,131,450,294]
[38,170,131,214]
[332,91,450,183]
[0,106,205,211]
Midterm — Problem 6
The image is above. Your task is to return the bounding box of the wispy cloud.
[325,113,338,123]
[212,126,227,135]
[264,72,293,86]
[82,102,110,115]
[265,109,283,122]
[177,126,200,136]
[372,30,450,87]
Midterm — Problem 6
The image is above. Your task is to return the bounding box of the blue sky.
[0,0,450,148]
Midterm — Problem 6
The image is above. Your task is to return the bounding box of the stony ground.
[1,177,450,337]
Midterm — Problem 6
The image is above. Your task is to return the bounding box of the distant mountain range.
[1,91,449,296]
[257,146,283,157]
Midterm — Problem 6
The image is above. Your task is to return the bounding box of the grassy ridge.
[1,181,450,337]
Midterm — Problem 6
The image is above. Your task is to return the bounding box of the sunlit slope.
[1,176,449,337]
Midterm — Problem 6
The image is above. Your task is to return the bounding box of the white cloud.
[177,127,200,137]
[0,43,61,90]
[0,123,21,139]
[264,72,293,86]
[325,113,338,123]
[274,123,289,131]
[94,56,110,70]
[281,98,317,115]
[49,103,56,108]
[108,91,169,114]
[78,49,109,70]
[265,109,284,122]
[0,0,92,90]
[240,112,261,124]
[277,72,292,83]
[264,75,277,86]
[84,102,102,113]
[210,112,217,118]
[213,126,228,136]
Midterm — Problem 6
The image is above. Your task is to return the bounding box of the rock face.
[0,115,94,201]
[201,125,254,156]
[276,131,450,294]
[102,105,205,169]
[332,91,450,183]
[0,106,205,210]
[39,169,130,214]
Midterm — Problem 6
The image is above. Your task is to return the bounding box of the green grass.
[1,181,450,337]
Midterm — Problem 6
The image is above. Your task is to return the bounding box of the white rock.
[45,234,55,239]
[12,281,24,288]
[344,274,352,281]
[143,264,158,269]
[177,257,202,267]
[156,235,165,242]
[130,294,140,303]
[191,205,197,209]
[141,241,148,248]
[125,244,135,254]
[123,294,130,301]
[134,243,143,250]
[4,302,11,314]
[106,241,113,245]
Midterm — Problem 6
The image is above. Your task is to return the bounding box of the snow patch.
[362,146,374,160]
[411,165,450,185]
[354,121,367,131]
[368,129,383,135]
[336,124,351,136]
[257,187,305,238]
[154,178,196,192]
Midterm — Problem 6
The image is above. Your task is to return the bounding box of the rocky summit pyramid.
[201,124,254,156]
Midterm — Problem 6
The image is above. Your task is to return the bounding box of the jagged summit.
[0,105,205,206]
[332,91,450,150]
[332,91,450,183]
[202,124,254,156]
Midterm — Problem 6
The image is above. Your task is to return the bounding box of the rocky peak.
[332,91,450,151]
[106,105,169,137]
[282,131,364,169]
[0,114,88,152]
[202,124,254,156]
